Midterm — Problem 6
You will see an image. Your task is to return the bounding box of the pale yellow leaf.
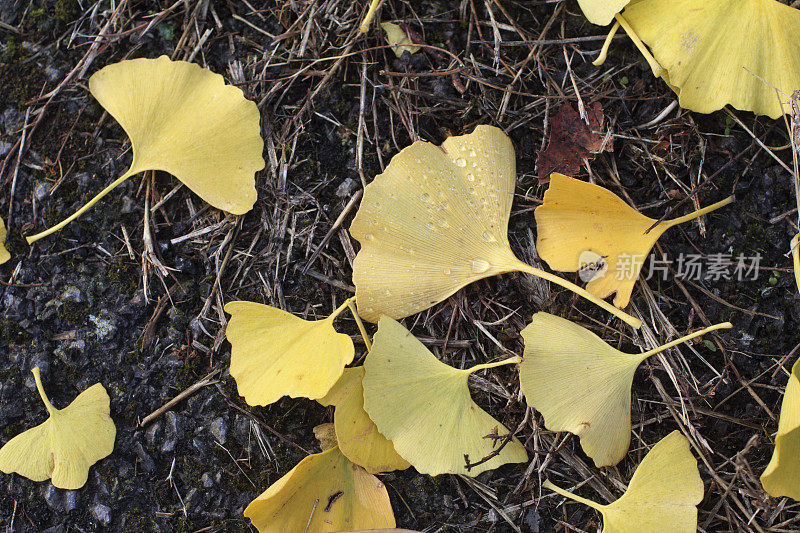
[761,357,800,500]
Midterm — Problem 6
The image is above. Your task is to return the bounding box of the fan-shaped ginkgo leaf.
[224,298,355,406]
[362,317,528,476]
[244,446,395,533]
[319,367,411,474]
[27,56,264,243]
[520,312,731,466]
[601,0,800,119]
[350,126,641,328]
[381,22,420,57]
[0,218,9,264]
[761,357,800,500]
[545,430,704,532]
[578,0,630,26]
[535,173,732,308]
[0,367,115,489]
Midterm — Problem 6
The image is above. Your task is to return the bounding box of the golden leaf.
[244,446,395,532]
[27,56,264,243]
[380,22,420,57]
[0,218,9,264]
[577,0,630,26]
[350,126,642,328]
[362,317,527,476]
[545,431,704,532]
[225,298,355,406]
[599,0,800,118]
[520,312,730,466]
[761,357,800,500]
[535,173,732,308]
[0,367,116,489]
[319,367,410,473]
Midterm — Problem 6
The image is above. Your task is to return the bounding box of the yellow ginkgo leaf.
[27,56,264,243]
[604,0,800,118]
[520,312,731,466]
[350,126,642,328]
[0,218,9,264]
[244,446,395,533]
[319,367,410,474]
[381,22,420,57]
[577,0,630,26]
[545,430,704,532]
[0,367,115,490]
[362,317,528,476]
[761,357,800,500]
[225,298,356,406]
[535,173,733,308]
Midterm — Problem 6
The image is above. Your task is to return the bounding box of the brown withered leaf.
[536,101,612,184]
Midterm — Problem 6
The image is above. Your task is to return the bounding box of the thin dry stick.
[140,369,220,426]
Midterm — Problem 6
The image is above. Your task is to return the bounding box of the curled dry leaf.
[0,218,9,265]
[535,174,733,308]
[27,56,265,243]
[224,298,355,406]
[545,431,704,532]
[244,446,395,533]
[0,367,116,489]
[362,317,527,476]
[520,312,731,466]
[761,357,800,500]
[611,0,800,118]
[381,22,420,57]
[319,367,410,474]
[350,125,641,328]
[536,101,611,184]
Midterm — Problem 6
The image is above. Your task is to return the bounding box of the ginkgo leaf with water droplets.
[0,218,9,264]
[27,56,264,243]
[535,173,732,308]
[520,312,730,466]
[545,430,704,532]
[761,357,800,500]
[0,367,115,490]
[244,446,395,533]
[319,366,410,474]
[350,126,641,328]
[225,299,355,406]
[362,317,527,476]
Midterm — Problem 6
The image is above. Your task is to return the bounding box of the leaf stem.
[346,298,372,351]
[592,20,620,66]
[465,356,521,374]
[359,0,382,33]
[614,13,662,76]
[32,366,56,415]
[515,262,642,329]
[330,296,356,320]
[664,196,734,228]
[543,480,605,511]
[26,169,137,244]
[639,322,732,360]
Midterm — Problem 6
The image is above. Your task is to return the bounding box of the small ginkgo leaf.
[351,126,641,328]
[577,0,630,26]
[0,367,115,489]
[244,446,395,533]
[616,0,800,118]
[761,357,800,500]
[319,367,410,474]
[535,173,732,308]
[224,298,355,406]
[314,423,339,451]
[0,218,9,264]
[381,22,420,57]
[520,312,731,466]
[545,430,704,532]
[362,317,527,476]
[27,56,264,243]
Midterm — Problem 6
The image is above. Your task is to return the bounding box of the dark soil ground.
[1,0,799,532]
